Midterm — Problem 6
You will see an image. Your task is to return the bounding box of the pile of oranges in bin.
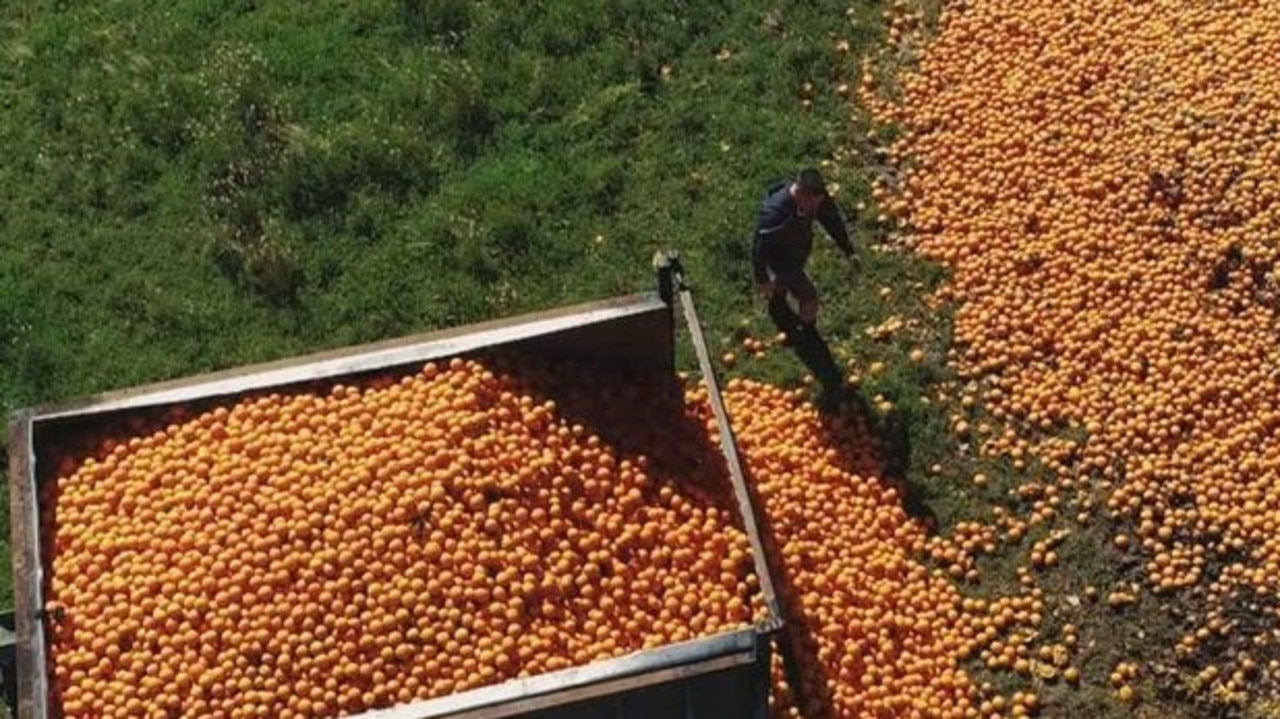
[45,357,759,719]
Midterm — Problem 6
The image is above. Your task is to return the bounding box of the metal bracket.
[653,250,685,305]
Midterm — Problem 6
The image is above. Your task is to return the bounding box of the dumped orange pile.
[45,358,756,718]
[866,0,1280,692]
[45,347,1035,719]
[714,379,1024,719]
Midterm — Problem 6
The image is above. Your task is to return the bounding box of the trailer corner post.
[653,249,681,307]
[8,410,47,719]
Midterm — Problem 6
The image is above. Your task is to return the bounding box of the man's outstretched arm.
[817,197,855,259]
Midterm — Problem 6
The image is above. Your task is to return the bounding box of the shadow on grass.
[784,323,843,411]
[788,324,939,533]
[869,404,940,534]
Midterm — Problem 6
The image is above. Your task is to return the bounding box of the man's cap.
[796,168,828,196]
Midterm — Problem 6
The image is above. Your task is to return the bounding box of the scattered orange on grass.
[865,0,1280,697]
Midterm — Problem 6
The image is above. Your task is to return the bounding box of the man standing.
[751,168,857,341]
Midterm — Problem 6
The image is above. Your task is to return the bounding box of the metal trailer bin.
[8,281,783,719]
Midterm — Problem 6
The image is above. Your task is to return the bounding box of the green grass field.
[0,2,1237,717]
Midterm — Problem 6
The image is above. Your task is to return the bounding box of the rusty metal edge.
[421,656,749,719]
[349,628,760,719]
[27,293,666,422]
[8,410,47,719]
[674,288,783,625]
[674,282,806,710]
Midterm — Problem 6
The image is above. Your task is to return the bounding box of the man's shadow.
[862,398,939,533]
[785,325,844,411]
[785,325,939,532]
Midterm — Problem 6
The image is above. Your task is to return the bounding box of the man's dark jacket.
[751,180,853,284]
